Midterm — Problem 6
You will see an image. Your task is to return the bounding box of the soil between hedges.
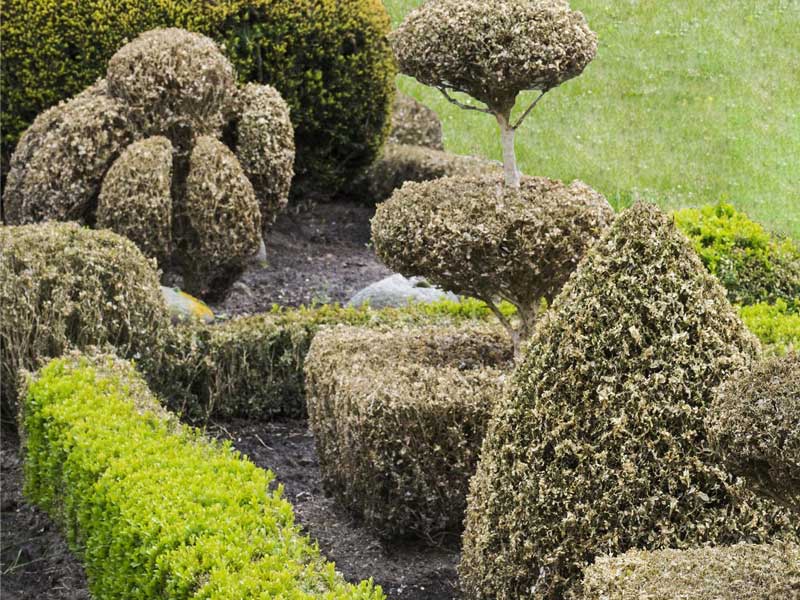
[1,201,464,599]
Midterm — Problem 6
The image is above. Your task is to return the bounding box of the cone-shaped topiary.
[97,136,174,263]
[3,80,136,224]
[232,83,295,226]
[460,202,797,600]
[180,136,261,296]
[392,0,596,188]
[372,174,614,357]
[708,352,800,513]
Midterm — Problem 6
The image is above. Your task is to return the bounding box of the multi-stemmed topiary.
[3,28,295,298]
[460,203,798,600]
[373,0,611,358]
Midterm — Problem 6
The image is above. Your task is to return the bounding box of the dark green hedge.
[20,352,384,599]
[0,0,396,196]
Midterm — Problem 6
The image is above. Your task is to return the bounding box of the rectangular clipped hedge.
[155,300,511,421]
[579,542,800,599]
[21,352,384,600]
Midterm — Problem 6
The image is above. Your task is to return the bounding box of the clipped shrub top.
[372,173,614,316]
[233,83,295,222]
[460,202,795,600]
[392,0,597,112]
[107,28,236,147]
[3,80,136,224]
[0,222,170,419]
[674,202,800,307]
[388,92,444,150]
[738,300,800,356]
[708,352,800,512]
[580,542,800,600]
[1,0,395,196]
[21,352,385,599]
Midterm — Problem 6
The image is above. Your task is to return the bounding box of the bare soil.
[0,201,463,599]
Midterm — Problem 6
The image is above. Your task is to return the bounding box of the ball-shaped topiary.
[388,92,444,150]
[97,136,174,263]
[460,202,797,600]
[232,83,295,225]
[372,174,614,356]
[0,222,171,420]
[708,353,800,513]
[107,28,236,149]
[3,80,136,225]
[0,0,396,196]
[180,136,262,296]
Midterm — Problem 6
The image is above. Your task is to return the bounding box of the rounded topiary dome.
[392,0,597,112]
[233,83,295,226]
[3,80,136,225]
[372,174,614,353]
[460,202,796,599]
[107,28,236,147]
[708,353,800,512]
[97,136,174,262]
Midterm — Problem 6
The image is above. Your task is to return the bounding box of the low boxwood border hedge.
[21,352,384,599]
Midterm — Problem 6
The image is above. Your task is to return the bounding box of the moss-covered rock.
[460,202,796,600]
[232,83,295,226]
[3,80,136,224]
[180,136,261,297]
[708,352,800,512]
[97,136,174,262]
[0,222,170,419]
[388,92,444,150]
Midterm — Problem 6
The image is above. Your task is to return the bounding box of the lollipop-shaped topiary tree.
[374,0,611,359]
[391,0,598,188]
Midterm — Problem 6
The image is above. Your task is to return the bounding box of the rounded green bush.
[388,92,444,150]
[3,80,136,225]
[0,0,396,196]
[233,83,295,225]
[460,202,796,600]
[0,222,170,420]
[181,136,261,296]
[708,353,800,512]
[97,136,174,262]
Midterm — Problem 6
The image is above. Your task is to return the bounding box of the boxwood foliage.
[20,352,384,599]
[674,202,800,307]
[579,542,800,600]
[156,300,507,422]
[0,0,395,196]
[0,222,170,421]
[738,300,800,355]
[305,324,513,540]
[460,202,797,600]
[708,352,800,513]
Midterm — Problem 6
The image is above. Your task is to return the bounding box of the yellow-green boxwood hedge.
[0,0,396,196]
[21,352,384,599]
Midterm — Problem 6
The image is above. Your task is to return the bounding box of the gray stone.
[348,274,458,309]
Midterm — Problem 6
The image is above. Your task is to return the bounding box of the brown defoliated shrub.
[3,80,136,225]
[97,136,174,263]
[460,202,797,600]
[579,542,800,600]
[388,92,444,150]
[232,83,295,227]
[181,136,261,296]
[371,173,614,355]
[0,222,171,420]
[708,352,800,512]
[305,324,513,540]
[392,0,597,113]
[106,28,236,149]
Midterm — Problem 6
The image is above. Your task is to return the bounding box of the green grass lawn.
[383,0,800,240]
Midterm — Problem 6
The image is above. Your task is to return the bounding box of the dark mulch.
[1,201,463,599]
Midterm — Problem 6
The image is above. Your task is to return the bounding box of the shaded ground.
[212,200,391,315]
[1,201,461,599]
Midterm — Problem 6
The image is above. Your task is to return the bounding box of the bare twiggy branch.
[437,87,493,114]
[511,90,547,130]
